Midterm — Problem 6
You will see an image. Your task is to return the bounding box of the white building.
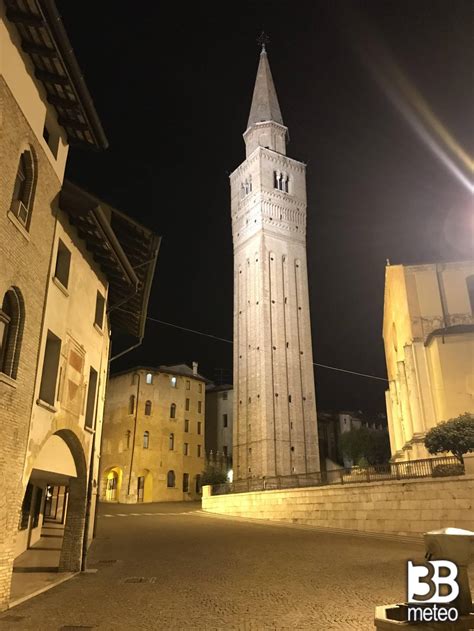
[230,44,319,479]
[205,384,233,461]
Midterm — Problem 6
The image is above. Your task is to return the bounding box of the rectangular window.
[223,414,228,428]
[197,444,202,458]
[170,376,177,388]
[198,401,202,414]
[183,473,189,493]
[197,421,202,435]
[186,380,190,390]
[94,291,105,329]
[54,239,71,289]
[39,330,61,406]
[198,383,202,393]
[184,443,189,456]
[184,419,189,432]
[222,391,228,400]
[84,366,98,429]
[185,398,190,411]
[223,445,228,456]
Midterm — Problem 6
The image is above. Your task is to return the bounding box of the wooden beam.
[35,69,69,86]
[22,41,57,57]
[47,94,80,111]
[58,116,89,131]
[6,10,43,27]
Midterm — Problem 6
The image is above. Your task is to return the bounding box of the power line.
[118,309,388,382]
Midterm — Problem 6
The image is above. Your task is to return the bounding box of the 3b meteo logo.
[407,560,460,623]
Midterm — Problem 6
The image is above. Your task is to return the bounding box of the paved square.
[1,502,470,630]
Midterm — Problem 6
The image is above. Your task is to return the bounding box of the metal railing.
[210,456,464,496]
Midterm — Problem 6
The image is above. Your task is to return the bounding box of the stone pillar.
[412,342,437,430]
[403,345,425,436]
[58,475,87,572]
[397,360,414,447]
[389,381,404,456]
[384,390,396,456]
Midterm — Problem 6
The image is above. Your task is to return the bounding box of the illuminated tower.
[231,42,320,479]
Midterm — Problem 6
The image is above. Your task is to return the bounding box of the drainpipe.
[127,372,140,497]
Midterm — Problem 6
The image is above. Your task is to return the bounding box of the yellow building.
[101,364,207,503]
[383,260,474,462]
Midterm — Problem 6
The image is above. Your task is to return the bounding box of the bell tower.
[230,41,320,480]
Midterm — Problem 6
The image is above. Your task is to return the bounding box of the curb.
[8,571,79,610]
[194,510,425,545]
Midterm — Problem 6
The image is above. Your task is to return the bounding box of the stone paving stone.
[0,502,472,630]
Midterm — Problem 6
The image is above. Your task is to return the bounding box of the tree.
[339,427,391,466]
[424,413,474,464]
[201,465,228,486]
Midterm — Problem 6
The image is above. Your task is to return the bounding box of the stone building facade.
[230,45,319,479]
[383,260,474,462]
[100,365,206,503]
[0,1,159,609]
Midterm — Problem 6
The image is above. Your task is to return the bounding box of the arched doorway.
[102,467,123,502]
[14,429,87,577]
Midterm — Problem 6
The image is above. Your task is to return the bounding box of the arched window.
[11,148,36,228]
[169,433,174,450]
[167,470,175,488]
[125,430,131,449]
[170,403,176,419]
[143,431,149,449]
[0,287,24,379]
[467,275,474,314]
[129,395,135,414]
[144,400,152,415]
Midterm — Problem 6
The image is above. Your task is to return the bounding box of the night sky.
[59,1,473,413]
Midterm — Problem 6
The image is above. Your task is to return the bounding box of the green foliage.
[201,465,228,486]
[424,413,474,464]
[432,464,465,477]
[339,427,391,466]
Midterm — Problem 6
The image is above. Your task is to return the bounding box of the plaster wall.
[205,389,233,456]
[101,369,205,502]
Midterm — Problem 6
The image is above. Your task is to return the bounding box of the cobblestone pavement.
[0,502,455,630]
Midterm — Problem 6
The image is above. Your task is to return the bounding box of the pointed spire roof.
[247,47,284,129]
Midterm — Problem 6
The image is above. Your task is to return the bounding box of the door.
[137,476,145,502]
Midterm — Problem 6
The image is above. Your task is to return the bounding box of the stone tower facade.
[231,46,320,480]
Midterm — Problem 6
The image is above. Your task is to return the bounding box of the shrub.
[432,463,465,478]
[424,413,474,464]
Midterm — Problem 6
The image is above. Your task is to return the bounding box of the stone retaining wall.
[202,474,474,536]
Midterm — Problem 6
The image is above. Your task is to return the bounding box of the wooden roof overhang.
[5,0,108,149]
[60,182,161,340]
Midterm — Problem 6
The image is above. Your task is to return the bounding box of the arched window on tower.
[467,275,474,314]
[144,400,152,415]
[125,430,131,449]
[129,395,135,415]
[169,433,175,450]
[11,148,36,229]
[170,403,176,419]
[0,287,24,379]
[143,431,149,449]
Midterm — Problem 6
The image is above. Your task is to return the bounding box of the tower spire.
[247,34,284,129]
